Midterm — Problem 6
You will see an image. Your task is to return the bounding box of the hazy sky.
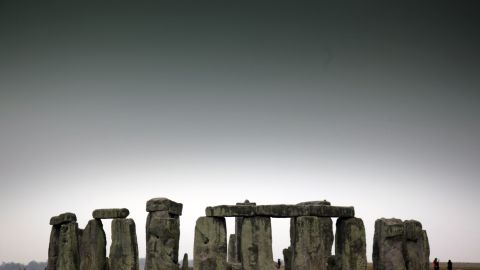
[1,0,479,264]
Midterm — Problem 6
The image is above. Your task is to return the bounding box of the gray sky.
[1,0,479,264]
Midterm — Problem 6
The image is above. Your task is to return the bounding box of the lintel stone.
[206,204,354,218]
[146,197,183,215]
[50,212,77,226]
[92,208,129,219]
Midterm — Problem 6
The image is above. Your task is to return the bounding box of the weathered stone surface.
[207,205,256,217]
[240,217,274,270]
[403,220,428,270]
[403,220,422,241]
[80,219,107,270]
[50,212,77,226]
[193,217,227,270]
[327,256,338,270]
[57,222,80,270]
[181,253,189,270]
[47,225,61,270]
[146,197,183,215]
[373,218,406,270]
[228,234,237,263]
[226,262,242,270]
[93,208,129,219]
[421,230,430,270]
[145,211,180,270]
[233,200,256,264]
[282,247,292,270]
[373,218,430,270]
[335,217,367,270]
[297,200,331,206]
[206,205,354,218]
[109,218,139,270]
[290,216,333,270]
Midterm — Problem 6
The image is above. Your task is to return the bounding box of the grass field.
[365,262,480,270]
[273,262,480,270]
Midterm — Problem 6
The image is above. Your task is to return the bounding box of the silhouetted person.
[433,258,440,270]
[448,259,453,270]
[276,259,281,269]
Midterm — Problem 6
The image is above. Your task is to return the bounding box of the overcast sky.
[1,0,479,264]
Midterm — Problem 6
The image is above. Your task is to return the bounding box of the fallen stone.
[80,219,108,270]
[47,225,61,270]
[193,217,227,269]
[373,218,406,270]
[146,197,183,215]
[145,211,180,270]
[57,222,80,270]
[240,217,275,270]
[109,218,139,270]
[291,216,333,270]
[206,205,354,218]
[50,212,77,226]
[92,208,129,219]
[334,217,367,270]
[228,234,236,263]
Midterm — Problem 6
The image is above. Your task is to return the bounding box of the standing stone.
[57,222,81,270]
[234,200,256,264]
[80,219,107,270]
[228,234,237,263]
[327,256,339,270]
[193,217,227,270]
[290,216,333,270]
[47,225,61,270]
[181,253,189,270]
[240,217,274,270]
[334,217,367,270]
[110,218,139,270]
[403,220,428,270]
[282,247,292,270]
[421,230,430,270]
[373,218,406,270]
[145,209,181,270]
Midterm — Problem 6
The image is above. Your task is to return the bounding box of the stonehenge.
[193,217,227,269]
[373,218,430,270]
[110,218,139,270]
[79,219,107,270]
[239,216,274,270]
[290,216,333,270]
[46,198,430,270]
[181,253,189,270]
[47,213,80,270]
[145,198,182,270]
[48,208,139,270]
[93,208,130,219]
[333,217,368,270]
[227,234,236,263]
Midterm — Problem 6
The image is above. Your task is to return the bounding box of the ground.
[365,262,480,270]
